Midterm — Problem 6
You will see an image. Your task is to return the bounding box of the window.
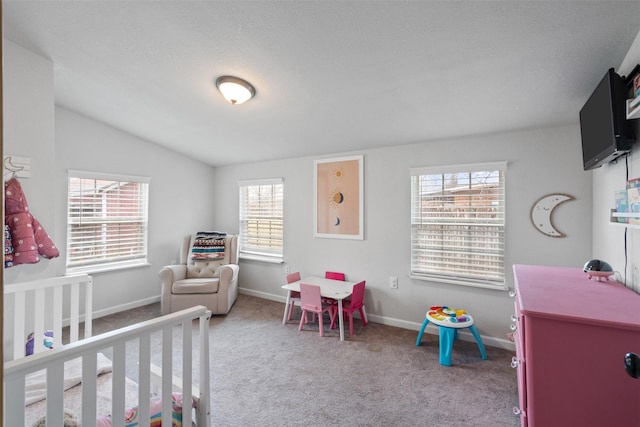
[410,162,506,289]
[66,171,149,273]
[238,178,284,262]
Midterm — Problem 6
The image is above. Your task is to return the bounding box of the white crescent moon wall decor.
[530,193,574,237]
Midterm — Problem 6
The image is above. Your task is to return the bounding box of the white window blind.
[238,178,284,262]
[66,171,149,273]
[410,162,506,289]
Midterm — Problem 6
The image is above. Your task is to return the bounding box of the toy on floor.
[416,305,487,366]
[25,330,54,356]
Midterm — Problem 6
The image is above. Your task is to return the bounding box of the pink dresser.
[512,264,640,427]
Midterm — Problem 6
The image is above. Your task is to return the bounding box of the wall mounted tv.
[579,68,635,171]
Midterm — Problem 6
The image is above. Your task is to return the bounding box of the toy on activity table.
[427,306,472,324]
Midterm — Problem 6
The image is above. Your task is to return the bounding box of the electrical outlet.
[390,276,398,289]
[284,264,290,274]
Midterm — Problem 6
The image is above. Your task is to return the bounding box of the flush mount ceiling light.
[215,76,256,105]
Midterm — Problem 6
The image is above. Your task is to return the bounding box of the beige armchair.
[160,233,239,315]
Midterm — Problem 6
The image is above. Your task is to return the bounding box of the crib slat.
[81,352,98,424]
[162,326,173,427]
[182,319,193,427]
[52,286,63,347]
[84,276,93,338]
[5,371,26,426]
[34,288,46,354]
[200,312,212,427]
[70,282,80,342]
[46,358,66,426]
[111,342,127,427]
[138,332,151,427]
[13,291,26,360]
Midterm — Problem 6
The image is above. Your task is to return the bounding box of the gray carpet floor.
[91,293,520,427]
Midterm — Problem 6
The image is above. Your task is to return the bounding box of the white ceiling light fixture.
[216,76,256,105]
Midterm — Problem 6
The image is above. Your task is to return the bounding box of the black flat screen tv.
[579,68,635,171]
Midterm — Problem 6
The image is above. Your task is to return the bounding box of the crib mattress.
[25,369,139,425]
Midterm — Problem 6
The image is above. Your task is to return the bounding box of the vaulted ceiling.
[4,1,640,166]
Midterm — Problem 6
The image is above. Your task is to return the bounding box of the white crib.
[4,274,93,361]
[4,275,211,427]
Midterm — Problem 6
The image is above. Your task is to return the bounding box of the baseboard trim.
[240,287,285,303]
[239,288,515,351]
[93,295,161,320]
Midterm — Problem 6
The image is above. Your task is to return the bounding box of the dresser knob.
[508,290,516,298]
[511,314,517,322]
[510,323,517,331]
[511,356,519,368]
[512,407,521,415]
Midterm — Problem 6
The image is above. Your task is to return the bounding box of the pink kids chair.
[331,280,368,336]
[298,283,336,337]
[325,271,346,281]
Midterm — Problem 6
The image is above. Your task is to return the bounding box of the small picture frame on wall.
[314,155,364,240]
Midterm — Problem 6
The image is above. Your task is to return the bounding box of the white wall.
[213,124,592,346]
[3,40,59,360]
[3,41,218,317]
[3,40,58,283]
[54,107,218,315]
[592,30,640,295]
[4,40,596,347]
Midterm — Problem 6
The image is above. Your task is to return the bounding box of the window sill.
[239,254,283,264]
[66,260,150,275]
[410,274,506,291]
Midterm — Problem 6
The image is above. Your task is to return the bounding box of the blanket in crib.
[96,392,192,427]
[191,231,226,261]
[25,352,113,406]
[27,374,192,427]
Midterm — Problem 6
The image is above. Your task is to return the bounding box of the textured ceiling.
[4,1,640,166]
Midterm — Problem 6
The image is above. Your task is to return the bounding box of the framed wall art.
[314,155,363,239]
